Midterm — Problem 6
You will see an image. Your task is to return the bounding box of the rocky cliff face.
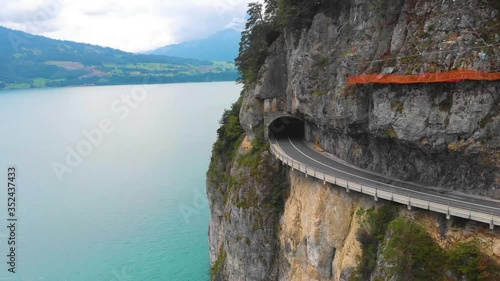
[208,0,500,280]
[207,135,288,280]
[279,172,500,281]
[277,171,373,281]
[241,0,500,197]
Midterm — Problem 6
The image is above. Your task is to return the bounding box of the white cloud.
[0,0,256,52]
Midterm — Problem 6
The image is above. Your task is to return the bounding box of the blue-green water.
[0,82,241,281]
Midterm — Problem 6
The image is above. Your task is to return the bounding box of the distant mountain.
[0,26,237,90]
[146,29,241,62]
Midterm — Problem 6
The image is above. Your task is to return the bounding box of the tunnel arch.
[268,116,305,139]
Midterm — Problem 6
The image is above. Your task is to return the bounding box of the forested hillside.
[0,26,237,89]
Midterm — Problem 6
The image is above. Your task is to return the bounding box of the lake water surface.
[0,82,241,281]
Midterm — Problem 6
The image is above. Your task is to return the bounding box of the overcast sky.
[0,0,257,52]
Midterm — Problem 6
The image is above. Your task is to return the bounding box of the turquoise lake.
[0,82,241,281]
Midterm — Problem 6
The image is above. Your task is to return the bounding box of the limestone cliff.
[278,172,500,281]
[207,0,500,280]
[241,0,500,197]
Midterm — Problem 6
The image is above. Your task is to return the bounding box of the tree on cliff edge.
[236,2,280,84]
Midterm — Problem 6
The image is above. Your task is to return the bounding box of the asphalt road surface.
[271,134,500,218]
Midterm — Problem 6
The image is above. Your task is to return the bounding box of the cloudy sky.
[0,0,256,52]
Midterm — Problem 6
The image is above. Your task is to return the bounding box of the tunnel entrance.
[268,117,305,139]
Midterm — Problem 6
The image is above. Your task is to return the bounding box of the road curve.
[269,134,500,227]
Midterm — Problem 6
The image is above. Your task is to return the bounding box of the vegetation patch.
[369,0,385,14]
[210,247,227,280]
[207,96,245,183]
[32,78,47,88]
[313,91,327,97]
[263,159,289,212]
[234,186,259,209]
[237,125,288,211]
[0,28,238,89]
[351,209,500,281]
[426,23,436,33]
[447,239,500,281]
[6,83,31,89]
[350,206,398,281]
[237,125,270,177]
[399,55,423,74]
[448,139,467,151]
[390,100,404,114]
[236,3,279,85]
[479,113,495,128]
[386,127,398,139]
[383,218,445,280]
[317,56,330,69]
[439,94,453,112]
[477,15,500,46]
[236,0,342,84]
[276,0,327,29]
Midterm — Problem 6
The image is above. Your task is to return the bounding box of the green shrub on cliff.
[276,0,321,28]
[213,96,245,160]
[236,0,339,84]
[238,125,269,176]
[351,206,398,281]
[236,2,280,85]
[447,239,499,281]
[383,218,445,280]
[210,247,226,280]
[352,210,499,281]
[354,208,444,281]
[208,96,245,182]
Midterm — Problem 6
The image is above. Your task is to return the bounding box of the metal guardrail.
[269,144,499,229]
